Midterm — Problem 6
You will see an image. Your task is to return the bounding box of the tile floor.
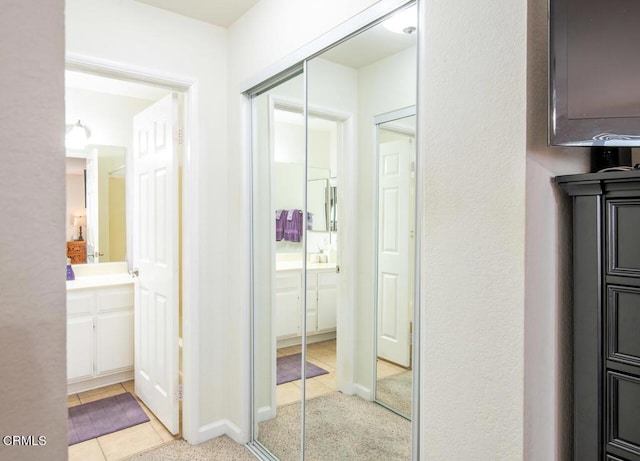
[67,380,180,461]
[275,339,406,407]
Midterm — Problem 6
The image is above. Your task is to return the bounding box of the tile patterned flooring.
[67,380,180,461]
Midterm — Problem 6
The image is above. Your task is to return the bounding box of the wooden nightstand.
[67,241,86,264]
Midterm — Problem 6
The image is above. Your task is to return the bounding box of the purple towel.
[275,209,285,241]
[283,209,303,242]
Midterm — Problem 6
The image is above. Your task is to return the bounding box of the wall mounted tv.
[549,0,640,147]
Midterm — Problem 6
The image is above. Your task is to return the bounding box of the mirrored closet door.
[248,2,419,459]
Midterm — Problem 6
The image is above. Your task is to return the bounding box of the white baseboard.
[353,383,372,401]
[256,405,275,423]
[67,369,134,395]
[195,419,248,445]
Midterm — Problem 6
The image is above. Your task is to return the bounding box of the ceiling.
[65,3,416,99]
[133,0,259,27]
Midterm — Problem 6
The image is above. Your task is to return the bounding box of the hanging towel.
[283,209,303,242]
[275,209,286,241]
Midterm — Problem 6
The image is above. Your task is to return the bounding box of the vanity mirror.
[248,1,418,459]
[66,145,127,264]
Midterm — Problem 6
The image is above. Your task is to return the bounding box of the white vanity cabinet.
[67,281,134,393]
[276,272,302,337]
[276,266,337,344]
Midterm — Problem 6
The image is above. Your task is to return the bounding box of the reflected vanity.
[248,1,419,460]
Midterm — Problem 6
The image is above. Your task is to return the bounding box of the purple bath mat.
[68,392,150,445]
[277,353,329,385]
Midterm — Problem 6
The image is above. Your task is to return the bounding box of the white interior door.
[133,93,181,434]
[377,139,412,367]
[85,148,99,262]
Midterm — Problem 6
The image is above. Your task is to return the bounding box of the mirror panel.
[252,72,305,460]
[250,2,418,459]
[65,145,127,264]
[304,3,416,459]
[375,113,416,419]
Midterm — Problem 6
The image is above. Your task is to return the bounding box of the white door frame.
[65,54,199,443]
[267,95,355,397]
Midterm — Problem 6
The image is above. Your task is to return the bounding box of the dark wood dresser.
[66,240,86,264]
[557,171,640,461]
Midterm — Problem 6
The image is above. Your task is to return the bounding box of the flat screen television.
[549,0,640,147]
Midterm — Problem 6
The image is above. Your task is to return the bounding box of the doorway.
[65,67,187,455]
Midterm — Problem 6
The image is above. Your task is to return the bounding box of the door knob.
[129,268,139,278]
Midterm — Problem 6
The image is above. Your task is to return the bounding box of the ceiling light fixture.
[65,120,91,150]
[383,5,418,35]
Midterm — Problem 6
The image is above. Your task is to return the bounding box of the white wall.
[65,87,158,167]
[66,0,229,442]
[0,1,67,460]
[419,0,526,459]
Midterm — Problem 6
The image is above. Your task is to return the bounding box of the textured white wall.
[66,0,228,441]
[419,0,527,459]
[0,1,67,460]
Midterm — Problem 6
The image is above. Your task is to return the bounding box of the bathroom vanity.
[275,262,337,347]
[66,262,134,394]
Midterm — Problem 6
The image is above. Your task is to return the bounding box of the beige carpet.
[258,391,411,461]
[124,435,255,461]
[125,392,411,461]
[375,371,412,418]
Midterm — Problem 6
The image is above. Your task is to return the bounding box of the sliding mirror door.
[249,2,419,460]
[375,109,416,419]
[304,3,417,459]
[251,71,306,461]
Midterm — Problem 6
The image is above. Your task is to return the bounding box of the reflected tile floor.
[276,339,339,405]
[276,339,408,407]
[68,381,180,461]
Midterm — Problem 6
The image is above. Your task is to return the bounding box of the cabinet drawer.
[67,290,94,316]
[276,273,301,291]
[607,371,640,459]
[608,286,640,367]
[97,285,134,312]
[608,200,640,277]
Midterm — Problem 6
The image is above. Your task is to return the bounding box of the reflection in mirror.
[252,72,305,461]
[375,112,415,419]
[249,2,418,460]
[65,145,127,264]
[304,4,416,460]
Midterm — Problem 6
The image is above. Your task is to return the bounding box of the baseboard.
[256,405,275,423]
[353,383,372,401]
[67,370,134,395]
[195,419,247,445]
[277,330,336,349]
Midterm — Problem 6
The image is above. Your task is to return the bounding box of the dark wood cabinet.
[557,171,640,461]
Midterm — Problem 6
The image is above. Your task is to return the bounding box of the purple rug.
[68,392,150,445]
[277,353,329,385]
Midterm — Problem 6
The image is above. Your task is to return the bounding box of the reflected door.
[377,138,412,368]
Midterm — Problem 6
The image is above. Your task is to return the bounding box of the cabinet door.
[96,310,134,374]
[306,273,318,332]
[276,273,301,337]
[317,271,337,331]
[67,317,94,381]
